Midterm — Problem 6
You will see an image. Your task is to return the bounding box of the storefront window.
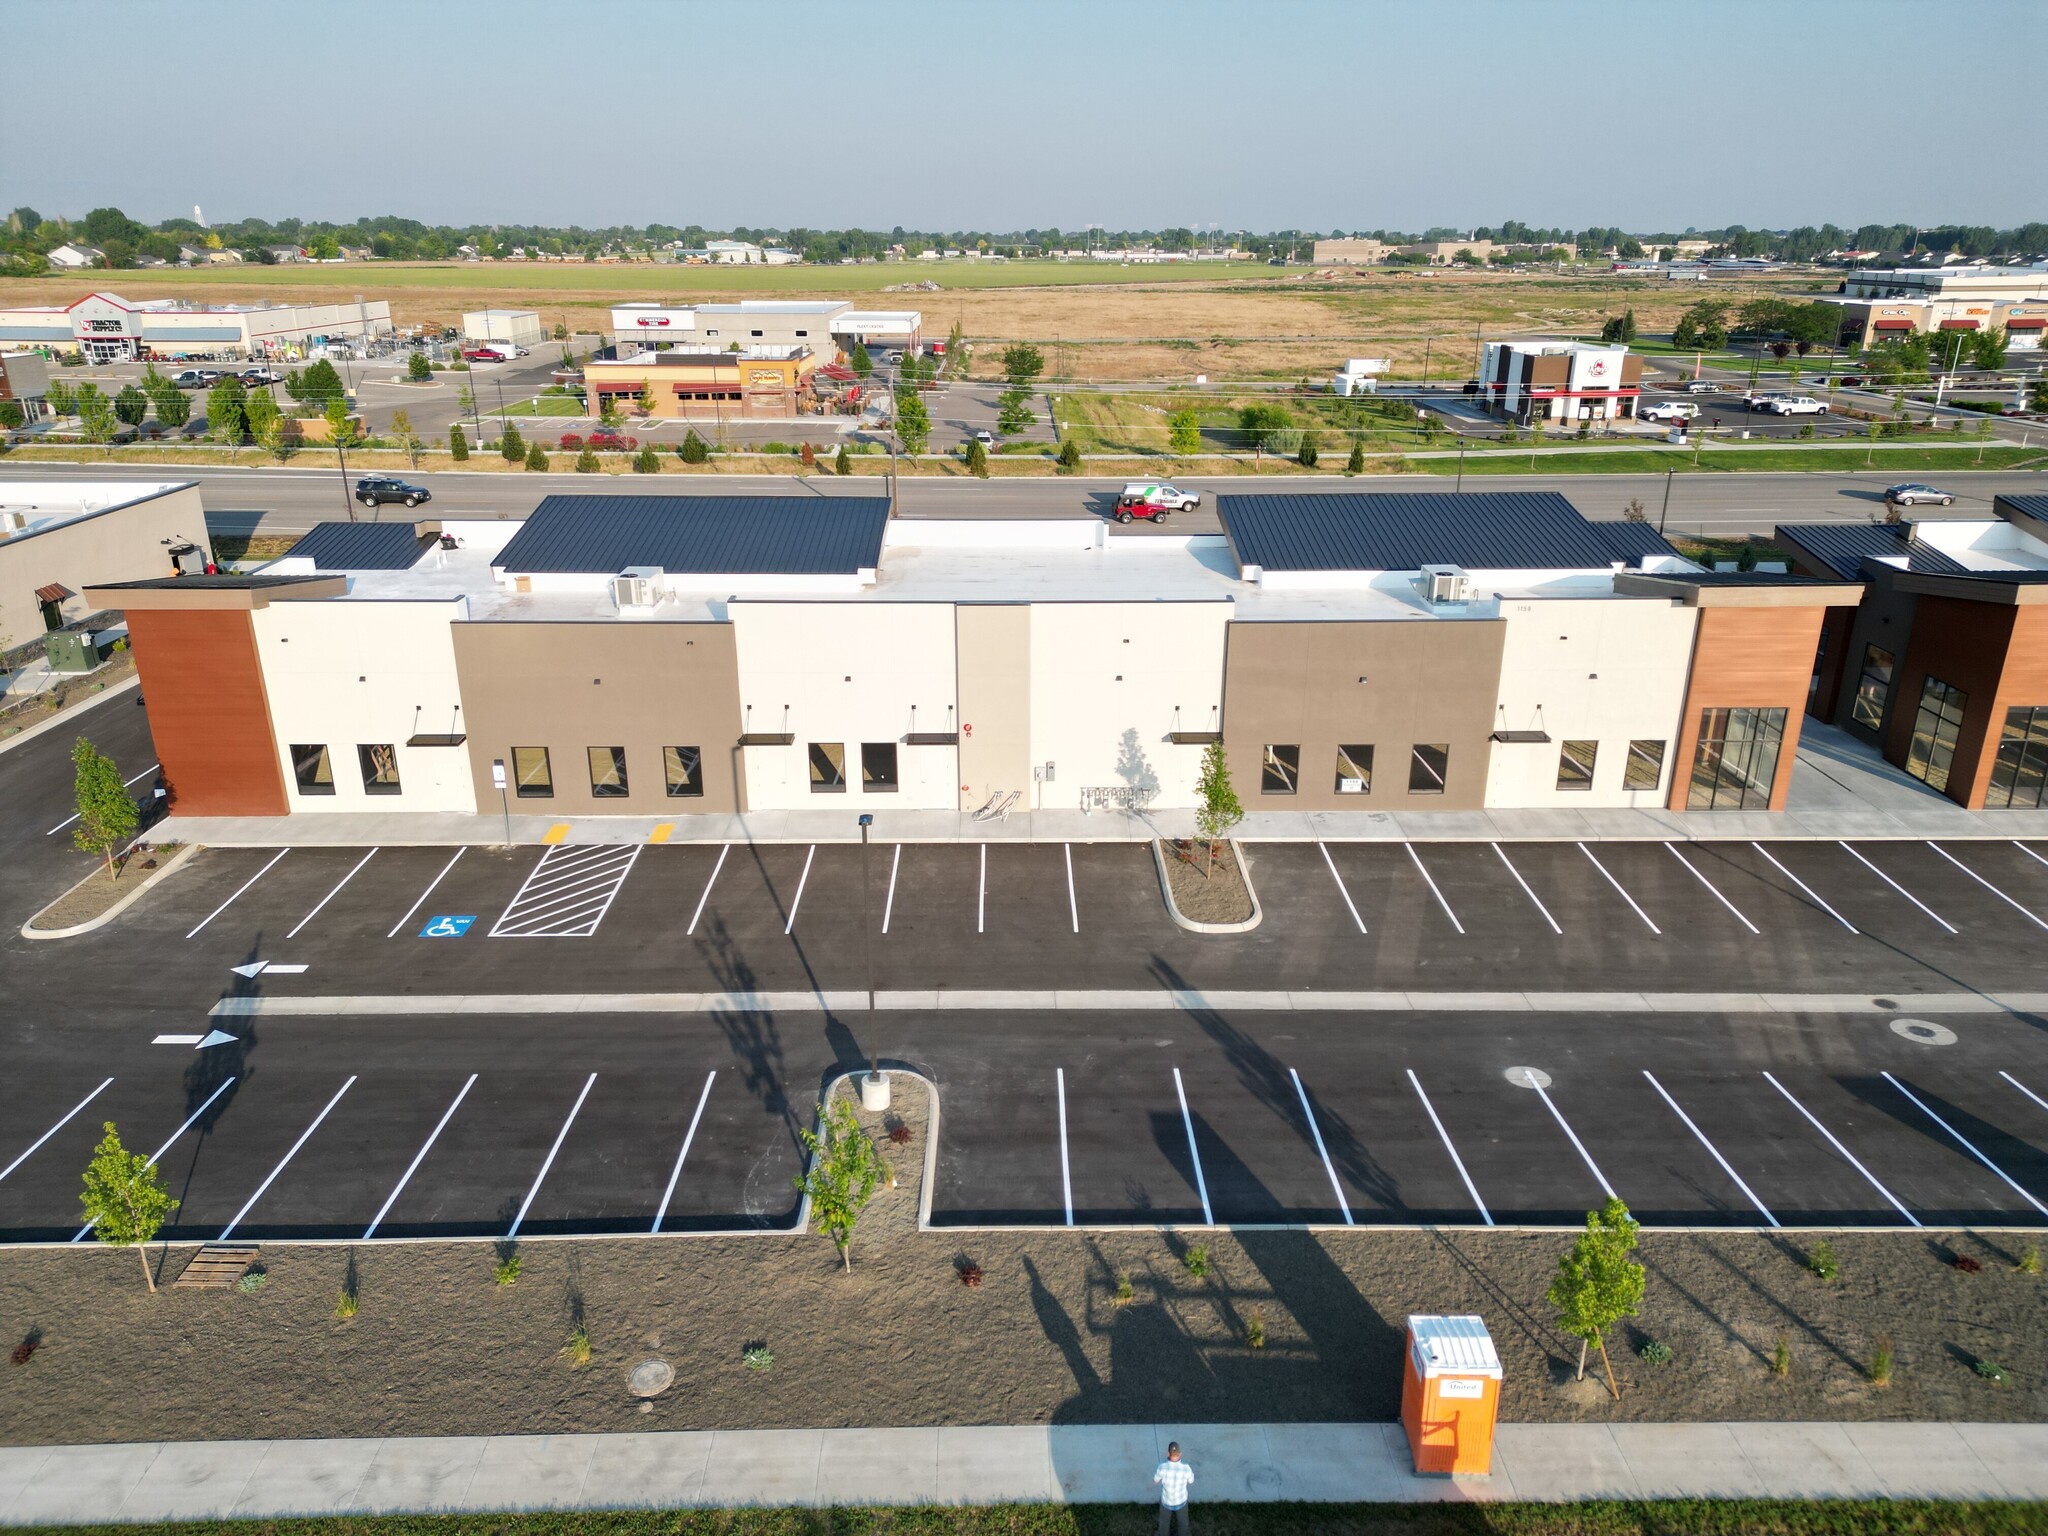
[1686,708,1785,810]
[1904,677,1968,793]
[1988,706,2048,809]
[1851,645,1895,733]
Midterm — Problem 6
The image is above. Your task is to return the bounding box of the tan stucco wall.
[0,484,209,650]
[956,603,1031,810]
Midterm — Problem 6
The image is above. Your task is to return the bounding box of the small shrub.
[336,1288,358,1319]
[494,1254,522,1287]
[1114,1272,1134,1307]
[1954,1253,1983,1274]
[10,1331,38,1366]
[834,443,851,475]
[743,1343,773,1371]
[574,448,600,473]
[800,442,816,468]
[1771,1333,1790,1377]
[564,1320,591,1367]
[1639,1339,1672,1366]
[1055,437,1082,474]
[1978,1358,2011,1385]
[237,1265,268,1294]
[887,1122,913,1145]
[525,442,548,472]
[1182,1244,1210,1280]
[1869,1334,1894,1388]
[1806,1239,1839,1281]
[957,1260,984,1288]
[678,429,709,464]
[1245,1307,1266,1350]
[2019,1245,2041,1275]
[633,445,660,474]
[558,432,583,450]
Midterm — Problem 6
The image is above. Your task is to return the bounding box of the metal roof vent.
[610,565,666,613]
[1418,564,1471,605]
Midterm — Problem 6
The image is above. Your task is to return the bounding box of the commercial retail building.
[609,301,921,359]
[0,291,394,362]
[1821,265,2048,349]
[1477,340,1642,424]
[1,481,210,651]
[581,347,822,419]
[93,491,1860,823]
[460,309,545,349]
[0,350,51,415]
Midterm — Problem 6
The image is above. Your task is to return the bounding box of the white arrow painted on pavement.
[229,962,308,978]
[198,1030,238,1049]
[154,1034,204,1045]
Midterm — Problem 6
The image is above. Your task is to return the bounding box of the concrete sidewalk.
[3,1421,2044,1523]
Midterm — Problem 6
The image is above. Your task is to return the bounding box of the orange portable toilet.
[1401,1313,1503,1476]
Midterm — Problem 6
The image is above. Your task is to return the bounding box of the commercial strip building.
[581,347,822,419]
[1477,340,1643,424]
[1780,495,2048,811]
[92,491,1860,822]
[1,481,210,651]
[1820,265,2048,349]
[608,301,921,359]
[0,291,394,363]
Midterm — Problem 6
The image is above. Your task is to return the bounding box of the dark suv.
[354,476,431,508]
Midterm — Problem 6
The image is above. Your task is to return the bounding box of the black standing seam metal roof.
[1215,492,1677,573]
[1774,522,1969,581]
[281,521,430,571]
[495,495,891,576]
[1998,494,2048,522]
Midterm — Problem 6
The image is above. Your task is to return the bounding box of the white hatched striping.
[490,843,642,937]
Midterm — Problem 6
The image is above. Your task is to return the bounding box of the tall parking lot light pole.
[857,813,888,1111]
[1455,438,1467,492]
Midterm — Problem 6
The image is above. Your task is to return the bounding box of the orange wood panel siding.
[1667,606,1827,812]
[1885,596,2019,808]
[125,608,286,816]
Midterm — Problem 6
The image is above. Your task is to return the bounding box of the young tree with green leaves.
[1671,300,1730,352]
[407,349,432,382]
[964,436,989,477]
[1167,407,1202,456]
[834,442,851,476]
[794,1097,885,1273]
[390,408,424,467]
[526,440,549,471]
[1056,436,1083,474]
[45,379,76,418]
[1971,326,2009,371]
[449,423,470,461]
[323,397,359,450]
[1346,438,1365,475]
[75,384,117,446]
[895,386,931,455]
[1193,740,1243,876]
[677,429,709,464]
[0,399,23,431]
[71,736,139,878]
[1296,430,1320,468]
[634,444,661,474]
[997,387,1035,436]
[943,320,965,374]
[287,358,347,410]
[207,375,248,449]
[1001,343,1045,388]
[112,384,148,428]
[499,421,526,463]
[149,377,190,430]
[635,384,656,417]
[575,446,600,473]
[82,1122,177,1292]
[1547,1197,1644,1401]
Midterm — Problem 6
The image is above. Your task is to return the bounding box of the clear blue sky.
[6,0,2038,232]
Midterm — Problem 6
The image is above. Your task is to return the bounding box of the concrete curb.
[796,1068,942,1236]
[0,673,139,759]
[20,842,198,940]
[1153,837,1262,933]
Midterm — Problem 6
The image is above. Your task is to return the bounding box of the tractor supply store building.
[0,292,395,363]
[1478,340,1642,424]
[0,480,210,653]
[582,347,822,420]
[94,491,1858,823]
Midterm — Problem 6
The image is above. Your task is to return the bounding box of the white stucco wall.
[251,597,477,813]
[1025,602,1230,811]
[1485,596,1698,807]
[730,602,960,809]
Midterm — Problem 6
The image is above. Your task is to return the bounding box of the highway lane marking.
[1290,1068,1353,1226]
[1762,1070,1920,1227]
[73,1079,236,1242]
[686,844,730,935]
[1065,844,1079,934]
[286,848,378,938]
[1492,843,1561,934]
[1172,1067,1214,1226]
[1578,842,1660,934]
[362,1074,478,1240]
[1882,1071,2048,1218]
[0,1078,113,1185]
[1927,842,2048,932]
[1319,842,1367,933]
[784,845,817,935]
[1642,1071,1778,1227]
[1405,843,1465,935]
[1751,843,1857,933]
[1057,1068,1074,1227]
[978,844,987,935]
[46,762,157,834]
[1532,1081,1619,1202]
[881,843,902,933]
[1665,844,1759,935]
[508,1072,598,1239]
[217,1076,358,1242]
[1406,1070,1491,1225]
[186,849,289,939]
[652,1072,718,1235]
[1839,843,1957,934]
[389,849,466,938]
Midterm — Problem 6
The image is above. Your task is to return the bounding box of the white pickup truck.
[1764,395,1828,417]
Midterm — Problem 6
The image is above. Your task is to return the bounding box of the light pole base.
[860,1071,890,1113]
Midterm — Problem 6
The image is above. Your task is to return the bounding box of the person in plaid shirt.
[1153,1440,1194,1534]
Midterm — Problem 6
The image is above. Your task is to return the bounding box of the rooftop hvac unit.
[610,565,665,611]
[1419,565,1471,605]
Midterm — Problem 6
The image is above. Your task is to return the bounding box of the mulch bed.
[24,848,174,932]
[1161,839,1255,925]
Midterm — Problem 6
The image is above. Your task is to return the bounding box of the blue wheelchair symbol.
[420,915,476,938]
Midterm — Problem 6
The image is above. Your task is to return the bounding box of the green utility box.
[43,631,101,673]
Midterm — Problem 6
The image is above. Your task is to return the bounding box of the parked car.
[1641,401,1699,423]
[972,429,994,448]
[171,369,219,389]
[1113,482,1201,522]
[1740,391,1788,412]
[461,347,509,363]
[1684,381,1723,394]
[1764,396,1828,416]
[353,476,431,508]
[238,367,283,385]
[1884,483,1955,507]
[1835,375,1865,388]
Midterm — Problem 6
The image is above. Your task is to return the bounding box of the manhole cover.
[1890,1018,1957,1046]
[629,1359,674,1398]
[1505,1066,1552,1090]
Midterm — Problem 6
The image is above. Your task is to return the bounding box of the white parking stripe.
[286,848,378,938]
[1290,1068,1353,1226]
[217,1076,357,1241]
[978,844,987,934]
[2014,841,2048,874]
[1532,1083,1619,1201]
[186,848,288,938]
[2002,1070,2048,1117]
[1839,843,1957,934]
[1882,1070,2048,1217]
[1578,842,1660,934]
[1927,842,2048,932]
[1319,842,1367,933]
[492,844,641,937]
[73,1078,237,1242]
[389,849,466,938]
[881,844,902,934]
[783,845,816,936]
[1064,843,1079,934]
[1665,844,1759,935]
[1407,1069,1491,1225]
[47,763,157,834]
[0,1078,113,1185]
[686,844,729,935]
[508,1073,596,1238]
[1056,1068,1074,1227]
[1642,1071,1778,1226]
[1172,1067,1214,1226]
[652,1072,717,1234]
[1762,1070,1920,1227]
[362,1074,477,1239]
[1492,843,1562,934]
[1751,843,1857,933]
[1405,843,1465,934]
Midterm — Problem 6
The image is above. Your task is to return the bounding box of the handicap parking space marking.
[1750,843,1857,933]
[1577,842,1660,934]
[1065,844,1079,935]
[1927,842,2048,932]
[1404,843,1465,935]
[508,1073,597,1239]
[1664,844,1759,935]
[1319,842,1367,934]
[217,1076,358,1242]
[185,848,289,939]
[1641,1071,1778,1227]
[783,845,817,936]
[1761,1070,1920,1227]
[286,848,379,939]
[419,915,476,938]
[490,842,642,938]
[362,1074,478,1240]
[881,844,903,933]
[1405,1070,1491,1225]
[687,844,730,936]
[1881,1070,2048,1218]
[652,1071,718,1235]
[1523,1076,1620,1203]
[47,762,157,835]
[1839,843,1957,934]
[0,1078,113,1186]
[1492,843,1562,935]
[1289,1069,1353,1226]
[73,1079,237,1242]
[1171,1067,1214,1226]
[1056,1068,1074,1227]
[388,849,466,938]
